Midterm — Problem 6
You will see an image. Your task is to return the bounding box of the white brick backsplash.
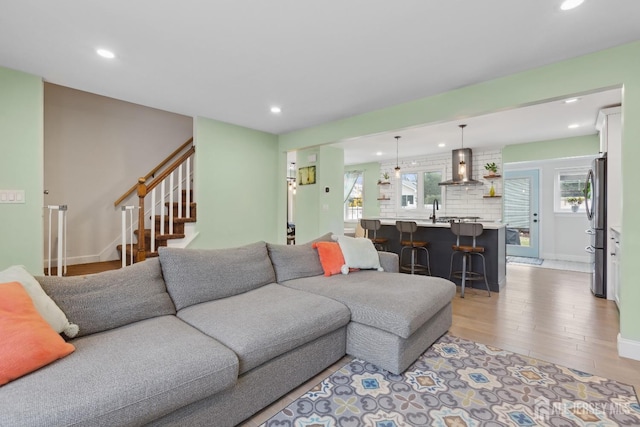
[377,148,503,222]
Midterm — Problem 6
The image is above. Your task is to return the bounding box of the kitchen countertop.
[377,218,506,229]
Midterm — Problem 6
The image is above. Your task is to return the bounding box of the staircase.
[114,138,196,266]
[116,190,197,264]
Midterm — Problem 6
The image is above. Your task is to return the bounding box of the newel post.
[137,177,147,262]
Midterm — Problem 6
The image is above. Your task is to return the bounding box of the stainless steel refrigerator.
[585,154,607,298]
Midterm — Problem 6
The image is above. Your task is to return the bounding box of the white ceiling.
[334,88,622,165]
[1,1,638,138]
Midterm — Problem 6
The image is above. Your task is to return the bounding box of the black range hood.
[438,148,482,186]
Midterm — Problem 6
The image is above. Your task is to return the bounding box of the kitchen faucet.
[430,199,439,223]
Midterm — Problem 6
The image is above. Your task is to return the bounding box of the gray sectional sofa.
[0,237,456,427]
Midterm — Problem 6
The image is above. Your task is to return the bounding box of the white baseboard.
[617,333,640,361]
[166,223,199,249]
[43,254,102,268]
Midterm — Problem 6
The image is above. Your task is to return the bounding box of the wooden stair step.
[154,215,195,224]
[134,229,185,240]
[116,244,159,265]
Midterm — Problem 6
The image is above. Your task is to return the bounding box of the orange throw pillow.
[312,242,345,277]
[0,281,75,386]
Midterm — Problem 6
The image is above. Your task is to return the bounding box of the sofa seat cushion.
[0,315,239,427]
[177,283,351,374]
[282,272,456,339]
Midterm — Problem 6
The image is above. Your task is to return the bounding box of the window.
[423,171,443,208]
[400,173,418,209]
[344,172,363,220]
[399,170,443,212]
[555,168,588,212]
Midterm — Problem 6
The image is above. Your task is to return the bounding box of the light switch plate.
[0,190,25,204]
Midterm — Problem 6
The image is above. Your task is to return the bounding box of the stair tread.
[154,216,196,223]
[116,244,159,258]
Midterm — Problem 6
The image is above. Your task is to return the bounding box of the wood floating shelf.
[377,182,391,186]
[483,195,502,198]
[483,174,501,179]
[377,197,391,201]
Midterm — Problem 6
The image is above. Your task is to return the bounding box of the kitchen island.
[376,219,507,292]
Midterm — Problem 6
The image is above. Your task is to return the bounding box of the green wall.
[345,161,381,219]
[278,41,640,350]
[318,146,344,238]
[293,146,344,244]
[0,67,43,274]
[293,147,320,244]
[190,117,279,249]
[503,134,600,163]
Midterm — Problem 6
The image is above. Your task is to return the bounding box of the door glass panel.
[504,177,531,247]
[400,173,418,210]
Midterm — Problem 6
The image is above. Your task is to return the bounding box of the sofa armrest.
[378,251,399,273]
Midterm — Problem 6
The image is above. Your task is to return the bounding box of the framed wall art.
[298,165,316,185]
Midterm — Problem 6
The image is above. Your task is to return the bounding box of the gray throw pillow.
[37,257,175,338]
[159,241,276,311]
[267,232,333,282]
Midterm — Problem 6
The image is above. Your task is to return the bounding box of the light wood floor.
[240,264,640,426]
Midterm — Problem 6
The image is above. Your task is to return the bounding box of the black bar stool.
[449,222,491,298]
[395,221,431,275]
[360,219,389,251]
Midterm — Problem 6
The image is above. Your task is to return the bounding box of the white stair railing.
[121,206,136,268]
[117,145,195,264]
[46,205,67,276]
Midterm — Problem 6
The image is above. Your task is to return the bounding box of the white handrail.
[46,205,67,276]
[121,206,136,268]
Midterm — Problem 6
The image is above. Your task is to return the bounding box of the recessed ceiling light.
[568,123,580,129]
[438,143,446,148]
[560,0,584,11]
[96,48,115,59]
[270,106,282,114]
[375,152,383,156]
[564,97,580,104]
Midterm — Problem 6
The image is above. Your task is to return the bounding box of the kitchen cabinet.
[610,227,621,309]
[377,220,507,292]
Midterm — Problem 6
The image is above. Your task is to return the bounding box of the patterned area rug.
[261,335,640,426]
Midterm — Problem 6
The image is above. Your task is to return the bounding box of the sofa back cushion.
[159,242,276,311]
[267,233,333,282]
[36,258,175,338]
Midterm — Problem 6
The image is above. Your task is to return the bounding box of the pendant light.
[394,136,401,178]
[457,125,467,179]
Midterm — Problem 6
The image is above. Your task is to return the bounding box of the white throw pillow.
[332,234,384,275]
[0,265,79,338]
